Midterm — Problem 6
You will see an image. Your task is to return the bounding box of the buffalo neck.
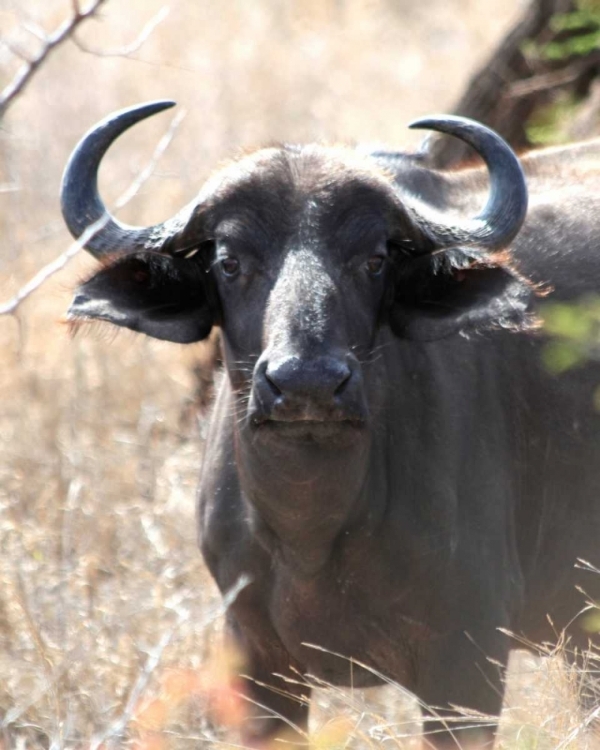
[234,417,372,576]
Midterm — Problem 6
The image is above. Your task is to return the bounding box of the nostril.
[264,369,283,396]
[334,368,352,396]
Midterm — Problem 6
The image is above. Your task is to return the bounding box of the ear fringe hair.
[430,246,551,299]
[60,315,128,343]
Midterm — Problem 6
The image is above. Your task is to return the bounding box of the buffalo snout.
[250,352,366,427]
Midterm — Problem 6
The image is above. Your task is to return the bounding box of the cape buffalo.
[61,101,600,748]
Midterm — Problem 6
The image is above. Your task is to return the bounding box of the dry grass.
[1,0,599,747]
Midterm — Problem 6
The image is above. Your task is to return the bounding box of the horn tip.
[151,99,177,109]
[408,115,472,133]
[139,99,177,115]
[113,100,177,123]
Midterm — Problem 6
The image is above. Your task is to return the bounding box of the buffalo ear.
[388,252,533,341]
[68,253,215,343]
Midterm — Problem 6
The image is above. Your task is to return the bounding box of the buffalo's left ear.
[388,252,534,341]
[68,253,216,343]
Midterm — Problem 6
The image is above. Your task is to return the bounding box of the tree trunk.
[428,0,600,168]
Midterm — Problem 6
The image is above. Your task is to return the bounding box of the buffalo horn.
[409,116,528,251]
[61,100,190,258]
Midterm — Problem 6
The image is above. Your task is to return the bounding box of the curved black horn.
[409,115,528,251]
[61,100,185,258]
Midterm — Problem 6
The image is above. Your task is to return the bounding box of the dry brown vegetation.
[1,1,599,748]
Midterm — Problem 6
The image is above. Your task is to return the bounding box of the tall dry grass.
[1,1,598,747]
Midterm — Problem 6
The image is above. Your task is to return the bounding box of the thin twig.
[13,572,53,674]
[1,654,72,730]
[0,0,110,117]
[506,51,600,99]
[0,40,34,63]
[13,571,65,749]
[71,6,170,58]
[555,701,600,750]
[113,107,186,212]
[0,217,107,317]
[0,108,185,317]
[90,575,250,750]
[22,21,49,44]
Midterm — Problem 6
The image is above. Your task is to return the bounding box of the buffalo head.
[63,102,529,444]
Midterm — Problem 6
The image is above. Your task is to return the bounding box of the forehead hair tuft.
[197,144,400,210]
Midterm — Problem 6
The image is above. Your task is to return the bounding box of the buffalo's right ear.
[68,253,216,343]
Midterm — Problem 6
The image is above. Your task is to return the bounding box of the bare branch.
[0,218,109,317]
[71,6,171,59]
[113,107,185,212]
[0,0,110,117]
[506,51,600,99]
[0,109,186,317]
[426,0,576,168]
[13,571,53,674]
[12,571,65,748]
[90,575,250,750]
[0,39,34,63]
[22,21,50,44]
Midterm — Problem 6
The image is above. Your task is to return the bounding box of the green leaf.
[542,341,584,373]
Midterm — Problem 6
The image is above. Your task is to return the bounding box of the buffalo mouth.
[249,413,366,443]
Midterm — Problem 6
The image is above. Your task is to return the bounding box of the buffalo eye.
[366,255,385,276]
[133,269,149,284]
[220,257,240,277]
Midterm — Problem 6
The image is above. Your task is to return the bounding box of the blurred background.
[2,1,600,747]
